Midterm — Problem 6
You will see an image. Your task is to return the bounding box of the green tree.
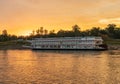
[90,27,100,36]
[81,30,90,36]
[105,24,116,38]
[113,28,120,39]
[57,30,65,37]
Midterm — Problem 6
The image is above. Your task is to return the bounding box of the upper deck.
[32,37,103,41]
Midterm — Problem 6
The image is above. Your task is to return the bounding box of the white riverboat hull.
[31,37,108,50]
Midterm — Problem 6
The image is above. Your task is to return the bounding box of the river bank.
[108,44,120,50]
[0,40,31,50]
[105,39,120,50]
[0,39,119,50]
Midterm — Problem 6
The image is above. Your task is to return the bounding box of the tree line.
[28,24,120,39]
[0,24,120,42]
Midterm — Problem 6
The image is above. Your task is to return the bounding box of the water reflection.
[0,50,120,84]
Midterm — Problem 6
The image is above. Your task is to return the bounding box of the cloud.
[99,18,120,24]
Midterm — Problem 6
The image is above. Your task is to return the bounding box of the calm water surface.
[0,50,120,84]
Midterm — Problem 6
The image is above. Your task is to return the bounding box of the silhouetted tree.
[0,24,120,42]
[36,28,40,35]
[32,30,35,35]
[113,27,120,39]
[40,27,44,35]
[72,25,81,36]
[90,27,100,36]
[44,29,48,35]
[2,29,8,36]
[48,30,56,37]
[105,24,116,38]
[81,30,90,36]
[57,30,66,37]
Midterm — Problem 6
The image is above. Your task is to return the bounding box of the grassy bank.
[0,40,31,50]
[104,39,120,50]
[104,39,120,45]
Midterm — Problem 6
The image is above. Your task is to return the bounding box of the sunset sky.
[0,0,120,35]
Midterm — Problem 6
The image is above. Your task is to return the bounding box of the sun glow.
[0,0,120,35]
[16,30,32,36]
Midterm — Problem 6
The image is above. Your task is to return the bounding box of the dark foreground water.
[0,50,120,84]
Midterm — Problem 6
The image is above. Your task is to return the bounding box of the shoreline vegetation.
[105,39,120,50]
[0,24,120,50]
[0,40,31,50]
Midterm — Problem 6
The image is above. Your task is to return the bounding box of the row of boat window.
[34,40,101,43]
[34,43,96,45]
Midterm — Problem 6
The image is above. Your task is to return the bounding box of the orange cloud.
[99,18,120,24]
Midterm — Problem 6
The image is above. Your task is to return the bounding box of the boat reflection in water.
[0,50,120,84]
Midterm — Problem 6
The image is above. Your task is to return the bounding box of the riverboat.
[31,37,108,50]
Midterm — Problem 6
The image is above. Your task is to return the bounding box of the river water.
[0,50,120,84]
